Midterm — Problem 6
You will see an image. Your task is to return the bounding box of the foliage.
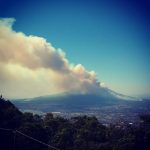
[0,96,150,150]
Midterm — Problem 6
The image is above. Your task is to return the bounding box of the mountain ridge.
[12,92,150,123]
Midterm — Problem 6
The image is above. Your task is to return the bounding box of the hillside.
[13,93,150,123]
[1,95,150,150]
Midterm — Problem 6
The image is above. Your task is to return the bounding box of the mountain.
[12,91,150,123]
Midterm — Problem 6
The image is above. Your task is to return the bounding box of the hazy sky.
[0,0,149,98]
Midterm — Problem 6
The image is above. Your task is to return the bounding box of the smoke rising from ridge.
[0,18,105,98]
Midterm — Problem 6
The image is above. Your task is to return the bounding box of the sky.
[0,0,149,98]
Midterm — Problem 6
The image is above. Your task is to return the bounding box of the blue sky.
[0,0,150,97]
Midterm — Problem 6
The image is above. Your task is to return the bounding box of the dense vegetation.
[0,96,150,150]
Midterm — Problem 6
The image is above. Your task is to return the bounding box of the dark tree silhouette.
[0,96,150,150]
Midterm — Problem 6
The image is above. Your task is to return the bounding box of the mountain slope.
[12,92,150,123]
[13,92,149,113]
